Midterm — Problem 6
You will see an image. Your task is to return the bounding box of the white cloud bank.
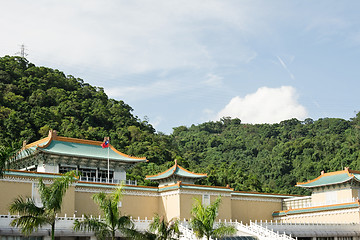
[216,86,308,124]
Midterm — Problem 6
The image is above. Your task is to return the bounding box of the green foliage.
[170,117,360,195]
[148,214,180,240]
[9,171,78,240]
[0,55,175,168]
[190,196,236,240]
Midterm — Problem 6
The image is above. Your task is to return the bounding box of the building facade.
[1,131,360,239]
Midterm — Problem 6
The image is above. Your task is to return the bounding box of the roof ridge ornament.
[49,129,58,139]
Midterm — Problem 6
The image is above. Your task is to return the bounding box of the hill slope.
[2,55,360,195]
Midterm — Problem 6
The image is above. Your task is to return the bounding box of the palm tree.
[148,214,180,240]
[190,196,236,240]
[74,185,141,240]
[9,171,78,240]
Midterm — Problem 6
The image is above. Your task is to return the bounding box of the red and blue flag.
[101,138,109,148]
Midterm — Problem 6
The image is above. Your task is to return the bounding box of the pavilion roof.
[296,168,360,188]
[145,160,207,181]
[16,130,147,163]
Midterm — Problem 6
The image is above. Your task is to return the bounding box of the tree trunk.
[112,230,115,240]
[51,222,55,240]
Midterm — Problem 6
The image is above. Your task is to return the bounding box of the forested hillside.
[1,55,360,195]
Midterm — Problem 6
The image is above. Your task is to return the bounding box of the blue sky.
[1,1,360,133]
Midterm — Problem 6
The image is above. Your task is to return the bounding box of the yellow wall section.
[231,197,283,224]
[179,193,202,220]
[60,185,75,216]
[74,191,101,216]
[0,181,32,214]
[160,192,180,221]
[121,194,158,218]
[6,173,347,226]
[178,191,232,221]
[277,210,360,224]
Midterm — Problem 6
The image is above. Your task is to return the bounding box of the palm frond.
[9,196,44,216]
[10,215,48,236]
[190,196,231,239]
[111,185,124,204]
[121,227,153,240]
[149,214,180,240]
[46,171,78,211]
[191,218,206,238]
[118,215,133,230]
[212,223,237,239]
[74,216,110,240]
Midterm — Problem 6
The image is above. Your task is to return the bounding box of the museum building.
[1,130,360,240]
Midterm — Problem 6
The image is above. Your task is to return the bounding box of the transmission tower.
[16,44,28,58]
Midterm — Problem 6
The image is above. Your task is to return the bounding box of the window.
[202,194,210,207]
[32,183,42,208]
[79,168,96,181]
[325,191,337,204]
[59,165,76,174]
[98,169,114,182]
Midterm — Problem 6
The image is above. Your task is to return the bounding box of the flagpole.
[107,138,110,183]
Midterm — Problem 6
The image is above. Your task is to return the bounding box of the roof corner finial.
[22,140,27,149]
[174,159,178,166]
[321,170,325,175]
[344,166,349,171]
[49,130,57,139]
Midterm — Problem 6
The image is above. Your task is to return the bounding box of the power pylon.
[16,44,28,58]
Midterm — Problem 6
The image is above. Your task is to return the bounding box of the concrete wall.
[0,172,300,224]
[159,192,180,221]
[0,181,32,214]
[122,193,158,218]
[312,185,354,205]
[231,196,283,224]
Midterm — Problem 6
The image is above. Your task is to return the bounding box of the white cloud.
[202,73,223,87]
[216,86,308,124]
[277,56,295,80]
[105,79,187,100]
[0,0,262,78]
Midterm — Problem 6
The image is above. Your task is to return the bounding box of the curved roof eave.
[37,149,147,163]
[145,160,207,180]
[296,169,360,188]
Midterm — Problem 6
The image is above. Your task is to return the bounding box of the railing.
[248,220,295,240]
[259,221,360,238]
[78,176,137,185]
[178,221,198,240]
[310,197,357,207]
[178,219,295,240]
[0,214,295,239]
[283,197,358,210]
